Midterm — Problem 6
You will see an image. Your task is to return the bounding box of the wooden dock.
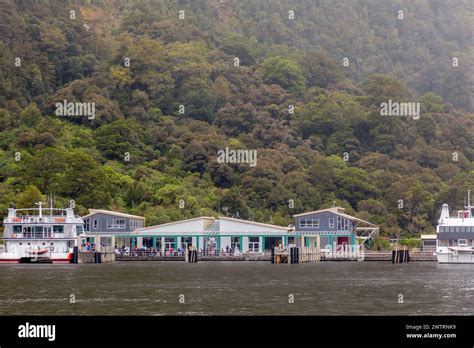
[116,250,437,262]
[364,251,436,261]
[272,246,321,264]
[116,254,271,261]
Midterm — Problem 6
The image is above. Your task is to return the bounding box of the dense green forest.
[0,0,473,240]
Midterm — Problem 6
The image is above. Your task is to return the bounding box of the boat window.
[22,227,33,238]
[76,225,83,233]
[13,225,22,233]
[53,225,64,233]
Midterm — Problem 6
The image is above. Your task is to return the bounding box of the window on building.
[164,237,175,251]
[76,225,83,234]
[84,219,90,232]
[231,236,241,250]
[329,218,335,228]
[93,219,98,229]
[181,237,192,250]
[107,219,126,229]
[344,219,349,230]
[249,237,259,252]
[337,216,342,230]
[299,218,319,228]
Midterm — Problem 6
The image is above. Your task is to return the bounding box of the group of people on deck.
[114,243,242,257]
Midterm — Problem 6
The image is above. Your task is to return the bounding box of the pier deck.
[364,251,436,261]
[116,254,271,261]
[115,251,437,262]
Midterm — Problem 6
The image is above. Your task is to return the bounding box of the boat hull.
[436,248,474,264]
[0,258,71,264]
[0,251,73,264]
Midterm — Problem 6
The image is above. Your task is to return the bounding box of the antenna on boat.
[467,189,472,218]
[49,194,53,216]
[35,202,44,218]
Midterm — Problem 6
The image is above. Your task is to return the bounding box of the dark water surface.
[0,261,473,315]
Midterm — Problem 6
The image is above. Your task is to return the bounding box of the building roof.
[136,216,215,232]
[293,207,377,227]
[293,207,345,217]
[205,220,220,232]
[82,231,135,237]
[83,209,145,220]
[219,216,291,231]
[134,216,291,235]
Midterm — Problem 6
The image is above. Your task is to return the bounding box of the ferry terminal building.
[80,207,378,255]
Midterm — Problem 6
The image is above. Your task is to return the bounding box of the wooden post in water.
[185,246,198,263]
[392,245,410,264]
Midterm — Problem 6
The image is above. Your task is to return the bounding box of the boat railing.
[3,216,82,224]
[2,231,76,239]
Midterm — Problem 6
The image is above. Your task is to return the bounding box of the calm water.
[0,261,473,315]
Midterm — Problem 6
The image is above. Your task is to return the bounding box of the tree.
[19,102,42,127]
[16,185,45,208]
[300,51,343,88]
[258,57,306,95]
[57,149,112,208]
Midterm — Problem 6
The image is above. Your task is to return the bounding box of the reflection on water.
[0,261,472,315]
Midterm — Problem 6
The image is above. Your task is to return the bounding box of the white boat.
[0,202,83,264]
[436,190,474,264]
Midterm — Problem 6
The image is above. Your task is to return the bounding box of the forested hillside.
[0,0,473,239]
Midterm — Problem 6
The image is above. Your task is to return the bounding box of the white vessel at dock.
[436,190,474,264]
[0,202,83,264]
